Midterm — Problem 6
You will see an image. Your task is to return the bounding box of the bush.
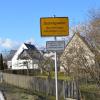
[80,84,100,100]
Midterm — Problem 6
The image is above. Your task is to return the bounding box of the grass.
[34,71,72,81]
[80,84,100,100]
[80,84,100,93]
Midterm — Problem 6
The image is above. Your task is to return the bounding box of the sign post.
[46,40,65,100]
[55,51,58,100]
[40,17,69,37]
[46,41,65,51]
[40,17,69,100]
[54,36,58,100]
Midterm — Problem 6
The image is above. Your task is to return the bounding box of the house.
[7,50,17,69]
[60,33,95,73]
[11,43,42,70]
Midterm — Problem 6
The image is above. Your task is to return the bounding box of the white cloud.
[25,38,39,48]
[25,38,35,44]
[0,38,21,49]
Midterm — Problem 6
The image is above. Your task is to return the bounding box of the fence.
[2,73,80,100]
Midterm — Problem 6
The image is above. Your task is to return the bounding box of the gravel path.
[0,83,38,100]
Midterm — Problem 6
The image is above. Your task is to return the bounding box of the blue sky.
[0,0,100,51]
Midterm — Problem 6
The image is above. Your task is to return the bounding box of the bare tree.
[60,49,74,76]
[61,43,100,86]
[77,9,100,64]
[77,47,100,86]
[17,50,41,75]
[69,9,100,86]
[38,55,54,77]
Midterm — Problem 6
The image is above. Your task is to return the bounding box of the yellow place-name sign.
[40,17,69,37]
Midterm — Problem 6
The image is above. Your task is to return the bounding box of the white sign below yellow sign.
[40,17,69,37]
[46,41,65,51]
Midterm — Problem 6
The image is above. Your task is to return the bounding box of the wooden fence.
[2,73,80,100]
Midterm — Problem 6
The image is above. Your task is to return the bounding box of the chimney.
[28,42,31,44]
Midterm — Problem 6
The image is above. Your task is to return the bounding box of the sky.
[0,0,100,52]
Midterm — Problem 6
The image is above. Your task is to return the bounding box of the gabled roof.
[18,44,42,60]
[24,43,37,50]
[60,33,95,72]
[65,33,94,53]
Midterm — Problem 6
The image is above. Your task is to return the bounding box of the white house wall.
[12,44,28,69]
[11,59,39,70]
[11,43,39,70]
[7,61,12,69]
[12,59,32,70]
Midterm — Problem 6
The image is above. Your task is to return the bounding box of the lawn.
[80,84,100,100]
[35,71,72,81]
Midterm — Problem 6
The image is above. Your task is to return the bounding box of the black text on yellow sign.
[40,17,69,37]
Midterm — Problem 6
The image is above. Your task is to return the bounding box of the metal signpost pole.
[54,37,58,100]
[55,51,58,100]
[40,16,69,100]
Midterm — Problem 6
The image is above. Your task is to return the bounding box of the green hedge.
[80,84,100,100]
